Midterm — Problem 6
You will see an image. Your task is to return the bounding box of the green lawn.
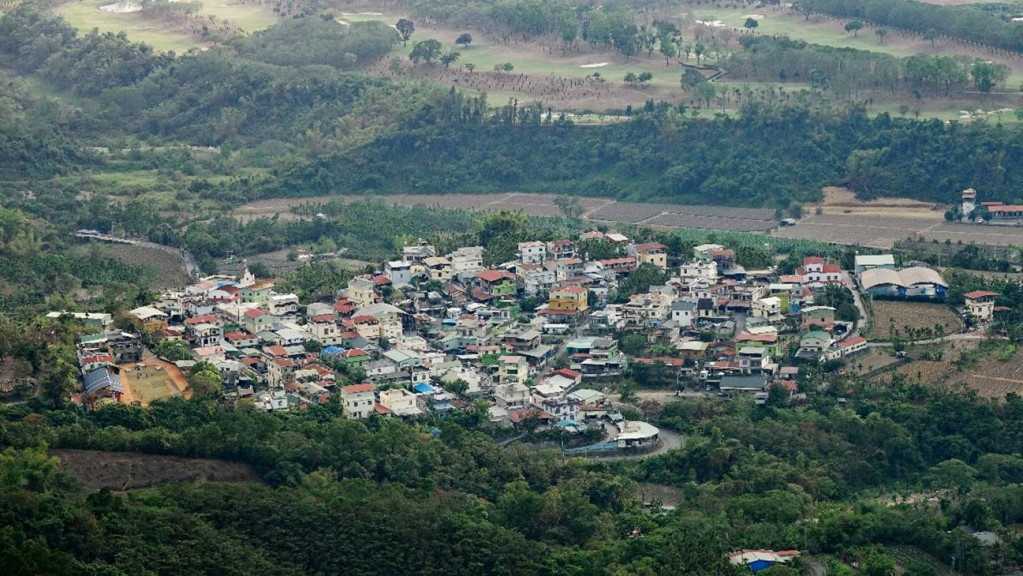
[54,0,278,53]
[693,9,919,57]
[198,0,278,32]
[55,0,199,53]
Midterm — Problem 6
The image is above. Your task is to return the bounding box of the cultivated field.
[866,301,962,341]
[230,192,781,232]
[872,360,957,386]
[774,211,1023,249]
[51,449,261,491]
[73,242,190,289]
[120,359,190,407]
[847,348,899,375]
[945,347,1023,400]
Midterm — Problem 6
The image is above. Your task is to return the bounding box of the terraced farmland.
[946,347,1023,400]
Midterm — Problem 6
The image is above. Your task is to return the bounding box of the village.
[55,227,999,461]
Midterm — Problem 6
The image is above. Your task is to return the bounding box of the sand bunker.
[100,1,142,13]
[580,62,609,68]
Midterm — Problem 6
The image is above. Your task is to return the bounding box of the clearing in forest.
[51,449,261,491]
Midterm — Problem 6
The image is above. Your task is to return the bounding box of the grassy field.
[56,0,199,52]
[198,0,277,31]
[54,0,277,53]
[72,242,190,289]
[694,8,919,57]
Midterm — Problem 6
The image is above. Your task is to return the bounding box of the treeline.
[229,15,397,70]
[274,93,1023,205]
[804,0,1023,54]
[728,35,1009,97]
[409,0,684,60]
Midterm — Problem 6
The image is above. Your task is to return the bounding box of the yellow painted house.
[498,355,529,384]
[423,256,453,282]
[548,285,589,314]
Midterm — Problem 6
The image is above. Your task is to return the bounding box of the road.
[841,271,867,336]
[577,428,685,461]
[867,332,999,348]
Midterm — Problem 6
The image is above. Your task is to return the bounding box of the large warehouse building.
[859,266,948,299]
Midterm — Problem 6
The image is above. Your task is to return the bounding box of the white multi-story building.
[679,260,718,286]
[448,246,485,280]
[517,241,547,264]
[385,261,412,286]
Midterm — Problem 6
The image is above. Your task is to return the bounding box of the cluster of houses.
[56,226,992,432]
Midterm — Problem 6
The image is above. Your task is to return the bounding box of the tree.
[501,62,514,73]
[396,18,415,46]
[659,35,678,65]
[440,51,460,69]
[156,339,191,361]
[972,61,998,93]
[680,68,705,90]
[695,82,716,108]
[465,62,475,74]
[876,28,888,44]
[638,71,653,87]
[456,33,472,48]
[924,28,938,47]
[409,39,443,65]
[694,42,705,66]
[554,194,583,219]
[744,18,759,31]
[845,20,864,37]
[624,72,638,85]
[188,362,222,401]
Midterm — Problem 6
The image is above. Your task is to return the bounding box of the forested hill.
[277,97,1023,206]
[4,4,1023,208]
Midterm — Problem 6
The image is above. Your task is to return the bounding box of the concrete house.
[517,241,547,264]
[341,383,377,419]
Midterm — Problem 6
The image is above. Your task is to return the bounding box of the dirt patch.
[119,359,190,407]
[51,449,262,491]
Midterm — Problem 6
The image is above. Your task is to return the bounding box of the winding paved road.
[576,428,685,461]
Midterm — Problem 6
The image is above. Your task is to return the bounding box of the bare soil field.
[119,359,190,407]
[774,212,1023,249]
[848,348,899,375]
[812,186,945,217]
[944,347,1023,400]
[231,193,779,232]
[73,243,190,289]
[867,301,962,341]
[51,449,261,491]
[872,360,957,386]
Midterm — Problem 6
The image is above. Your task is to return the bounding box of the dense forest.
[5,5,1023,209]
[3,327,1023,574]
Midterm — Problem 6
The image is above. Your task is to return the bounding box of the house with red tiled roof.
[307,313,341,345]
[476,269,517,299]
[224,330,259,348]
[965,290,998,321]
[268,356,297,387]
[341,383,377,419]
